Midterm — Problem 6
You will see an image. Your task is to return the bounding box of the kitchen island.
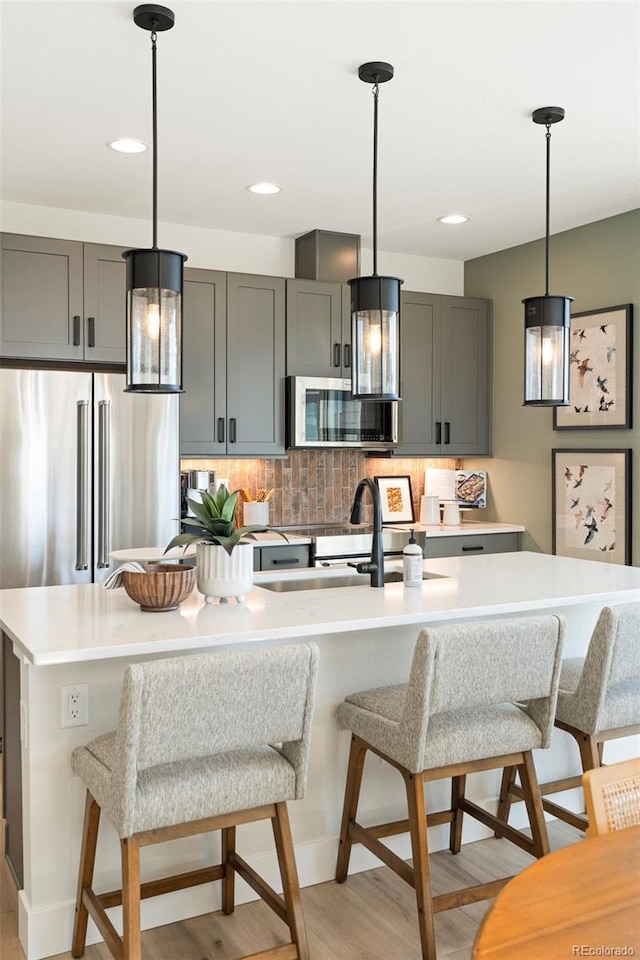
[1,551,639,959]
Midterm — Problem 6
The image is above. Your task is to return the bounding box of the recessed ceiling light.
[246,182,282,195]
[107,138,148,154]
[437,214,470,225]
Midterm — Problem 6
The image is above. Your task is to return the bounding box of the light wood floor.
[1,800,579,960]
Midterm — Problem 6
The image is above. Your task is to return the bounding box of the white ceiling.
[1,1,639,261]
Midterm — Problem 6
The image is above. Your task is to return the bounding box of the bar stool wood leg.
[450,775,466,854]
[72,791,101,959]
[517,752,549,858]
[121,837,141,960]
[495,765,517,838]
[272,802,310,960]
[577,731,601,773]
[336,735,368,883]
[221,826,236,915]
[405,770,437,960]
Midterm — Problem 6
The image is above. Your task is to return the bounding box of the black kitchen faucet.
[349,478,384,587]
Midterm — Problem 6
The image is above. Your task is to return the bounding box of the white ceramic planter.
[196,542,254,603]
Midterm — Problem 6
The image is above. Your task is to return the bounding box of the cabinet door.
[286,278,346,377]
[226,273,285,456]
[82,243,126,363]
[394,291,442,456]
[1,234,84,360]
[423,532,520,558]
[259,545,311,570]
[180,269,227,457]
[441,297,491,456]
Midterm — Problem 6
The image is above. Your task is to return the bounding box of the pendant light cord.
[151,25,158,250]
[372,81,379,277]
[544,122,551,297]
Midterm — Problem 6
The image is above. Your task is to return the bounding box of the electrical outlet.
[61,683,89,727]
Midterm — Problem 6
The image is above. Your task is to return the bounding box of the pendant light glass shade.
[523,294,572,405]
[124,248,186,393]
[124,4,187,394]
[350,275,402,400]
[351,62,402,401]
[523,106,572,407]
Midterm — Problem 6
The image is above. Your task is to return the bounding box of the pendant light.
[523,107,573,406]
[350,62,403,401]
[123,4,187,394]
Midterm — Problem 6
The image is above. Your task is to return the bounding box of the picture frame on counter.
[375,475,415,524]
[552,448,631,566]
[553,304,633,431]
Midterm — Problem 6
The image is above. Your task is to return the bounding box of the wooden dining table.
[473,826,640,960]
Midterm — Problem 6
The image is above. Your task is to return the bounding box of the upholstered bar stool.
[334,614,565,960]
[498,602,640,833]
[71,642,319,960]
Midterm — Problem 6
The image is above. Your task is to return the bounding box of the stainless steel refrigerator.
[0,369,180,589]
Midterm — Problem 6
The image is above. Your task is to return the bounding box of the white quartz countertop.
[388,521,525,537]
[1,552,638,666]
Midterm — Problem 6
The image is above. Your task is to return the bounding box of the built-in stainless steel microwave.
[286,377,398,450]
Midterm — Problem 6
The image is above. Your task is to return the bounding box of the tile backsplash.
[181,452,460,527]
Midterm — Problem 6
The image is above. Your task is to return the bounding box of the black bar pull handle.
[444,421,451,444]
[272,557,301,565]
[229,418,237,443]
[73,315,81,346]
[217,418,225,443]
[462,545,484,552]
[435,421,442,445]
[333,343,341,368]
[87,317,96,348]
[344,343,351,368]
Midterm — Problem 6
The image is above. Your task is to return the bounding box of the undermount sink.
[257,570,446,592]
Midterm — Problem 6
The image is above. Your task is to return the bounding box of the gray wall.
[464,209,639,560]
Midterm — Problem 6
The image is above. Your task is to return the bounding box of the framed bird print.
[554,304,633,430]
[552,449,631,565]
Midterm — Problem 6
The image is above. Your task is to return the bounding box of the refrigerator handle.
[97,399,111,568]
[76,400,90,570]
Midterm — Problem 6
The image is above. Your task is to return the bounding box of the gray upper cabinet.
[82,243,127,363]
[180,270,286,458]
[1,234,126,363]
[286,278,351,377]
[180,268,226,457]
[395,291,491,457]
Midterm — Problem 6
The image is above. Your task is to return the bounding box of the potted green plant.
[165,485,284,603]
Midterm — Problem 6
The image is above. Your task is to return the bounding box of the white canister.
[243,501,270,527]
[420,495,441,525]
[443,502,461,525]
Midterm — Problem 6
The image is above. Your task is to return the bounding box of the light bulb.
[146,302,160,339]
[368,325,382,355]
[542,335,555,366]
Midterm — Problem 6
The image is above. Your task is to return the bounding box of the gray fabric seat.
[335,614,565,960]
[71,643,319,960]
[555,603,640,735]
[511,601,640,833]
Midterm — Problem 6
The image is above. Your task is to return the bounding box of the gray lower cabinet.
[1,234,126,363]
[424,532,520,558]
[180,269,286,457]
[253,544,311,571]
[395,292,491,457]
[286,278,351,378]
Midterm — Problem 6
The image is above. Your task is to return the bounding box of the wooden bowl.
[122,564,196,612]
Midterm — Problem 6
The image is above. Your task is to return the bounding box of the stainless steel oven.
[286,376,398,450]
